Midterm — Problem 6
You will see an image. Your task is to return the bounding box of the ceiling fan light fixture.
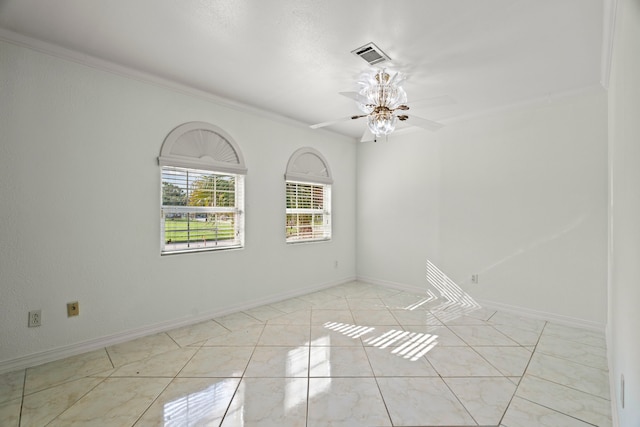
[312,67,445,138]
[355,69,407,136]
[356,70,407,114]
[368,110,397,137]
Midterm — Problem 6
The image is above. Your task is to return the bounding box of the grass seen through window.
[164,215,235,244]
[161,166,243,253]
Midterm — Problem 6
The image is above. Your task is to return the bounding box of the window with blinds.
[161,166,244,254]
[286,181,331,242]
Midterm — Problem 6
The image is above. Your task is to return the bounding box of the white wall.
[608,0,640,423]
[0,40,356,369]
[358,88,608,326]
[357,131,441,287]
[439,90,608,324]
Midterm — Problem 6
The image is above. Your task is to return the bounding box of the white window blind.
[286,181,331,242]
[161,166,244,254]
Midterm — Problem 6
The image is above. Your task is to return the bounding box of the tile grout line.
[37,374,107,426]
[305,307,312,427]
[514,395,601,427]
[430,314,487,426]
[135,320,264,426]
[125,324,229,426]
[439,375,483,426]
[525,371,613,402]
[435,311,539,426]
[532,345,610,372]
[355,303,395,427]
[17,368,26,427]
[212,318,233,333]
[104,345,116,369]
[164,331,182,348]
[495,320,547,426]
[217,320,266,426]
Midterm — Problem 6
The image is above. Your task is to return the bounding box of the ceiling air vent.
[351,42,390,65]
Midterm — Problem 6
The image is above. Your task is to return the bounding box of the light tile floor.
[0,281,612,426]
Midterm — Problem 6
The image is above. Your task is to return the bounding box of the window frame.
[285,180,332,243]
[159,122,247,255]
[284,147,333,244]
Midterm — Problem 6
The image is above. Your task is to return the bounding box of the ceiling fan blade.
[402,115,445,131]
[310,116,354,129]
[408,95,456,110]
[339,91,370,106]
[310,114,367,129]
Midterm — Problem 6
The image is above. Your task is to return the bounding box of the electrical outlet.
[471,274,479,284]
[334,260,339,269]
[28,310,41,327]
[67,301,79,317]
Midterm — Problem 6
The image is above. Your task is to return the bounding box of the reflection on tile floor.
[0,281,613,426]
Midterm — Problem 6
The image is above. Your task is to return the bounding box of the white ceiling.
[0,0,605,139]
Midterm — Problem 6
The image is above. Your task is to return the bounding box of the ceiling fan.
[311,69,448,141]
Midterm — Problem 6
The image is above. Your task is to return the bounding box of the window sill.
[161,245,244,255]
[286,238,332,245]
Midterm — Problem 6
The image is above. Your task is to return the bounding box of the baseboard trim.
[356,275,607,332]
[0,276,355,375]
[356,275,430,294]
[475,298,606,332]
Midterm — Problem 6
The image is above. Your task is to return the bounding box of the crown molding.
[0,28,339,139]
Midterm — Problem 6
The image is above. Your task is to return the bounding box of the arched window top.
[285,147,333,184]
[159,121,247,174]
